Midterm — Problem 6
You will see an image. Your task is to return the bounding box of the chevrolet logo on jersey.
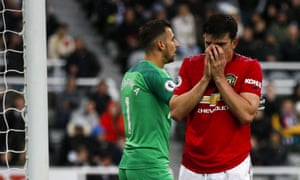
[200,94,222,106]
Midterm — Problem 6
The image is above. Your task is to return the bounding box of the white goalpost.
[24,0,49,179]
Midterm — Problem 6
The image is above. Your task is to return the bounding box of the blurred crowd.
[1,0,300,171]
[250,82,300,166]
[78,0,300,76]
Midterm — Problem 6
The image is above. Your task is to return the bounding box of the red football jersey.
[174,53,263,173]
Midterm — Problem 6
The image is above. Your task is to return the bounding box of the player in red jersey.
[169,14,263,180]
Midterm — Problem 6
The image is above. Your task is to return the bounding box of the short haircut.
[203,14,237,39]
[139,19,171,52]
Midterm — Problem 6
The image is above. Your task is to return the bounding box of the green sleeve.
[143,70,175,104]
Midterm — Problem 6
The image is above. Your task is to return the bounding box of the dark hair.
[58,22,68,29]
[203,14,237,39]
[139,19,171,52]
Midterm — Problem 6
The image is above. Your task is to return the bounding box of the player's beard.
[163,44,175,64]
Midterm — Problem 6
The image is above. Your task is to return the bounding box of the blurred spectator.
[291,83,300,105]
[279,98,299,145]
[57,121,93,166]
[99,100,125,165]
[203,2,217,22]
[99,0,125,40]
[263,130,289,166]
[46,6,60,39]
[6,33,24,76]
[55,76,84,129]
[280,22,300,61]
[294,84,300,121]
[90,125,123,165]
[250,12,267,43]
[183,0,206,19]
[13,151,26,167]
[89,125,111,165]
[127,49,144,68]
[0,152,13,167]
[88,0,124,37]
[236,26,260,59]
[216,1,244,38]
[133,3,151,22]
[151,3,168,20]
[171,3,200,59]
[261,32,282,62]
[251,110,272,146]
[267,10,289,44]
[0,151,25,168]
[48,91,58,128]
[88,79,112,116]
[263,81,281,119]
[48,23,75,59]
[69,99,99,131]
[251,129,289,167]
[262,3,278,26]
[289,0,300,25]
[238,0,267,25]
[88,128,120,180]
[87,154,119,180]
[114,7,141,73]
[3,0,23,32]
[99,100,125,144]
[5,95,25,166]
[71,144,90,166]
[105,78,120,101]
[65,37,102,78]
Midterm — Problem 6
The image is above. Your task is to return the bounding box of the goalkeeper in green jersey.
[118,19,179,180]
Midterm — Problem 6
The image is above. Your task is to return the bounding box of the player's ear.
[157,39,165,51]
[232,38,238,49]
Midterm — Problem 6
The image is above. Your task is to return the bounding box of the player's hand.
[203,45,213,81]
[209,45,226,80]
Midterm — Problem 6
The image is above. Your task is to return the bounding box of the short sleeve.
[241,60,263,97]
[173,57,193,95]
[143,70,174,104]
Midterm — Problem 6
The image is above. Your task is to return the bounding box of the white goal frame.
[24,0,49,179]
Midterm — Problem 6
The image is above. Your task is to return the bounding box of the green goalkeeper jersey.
[119,60,175,169]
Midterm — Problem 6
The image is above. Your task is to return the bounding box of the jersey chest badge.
[226,74,237,86]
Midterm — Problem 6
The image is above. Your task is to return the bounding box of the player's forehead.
[165,27,174,39]
[203,33,231,43]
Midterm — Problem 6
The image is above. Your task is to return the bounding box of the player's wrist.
[213,75,226,84]
[200,76,210,84]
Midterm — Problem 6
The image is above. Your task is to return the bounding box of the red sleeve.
[240,59,263,97]
[174,57,193,95]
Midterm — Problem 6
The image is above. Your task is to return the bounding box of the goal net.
[0,0,48,179]
[0,0,26,179]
